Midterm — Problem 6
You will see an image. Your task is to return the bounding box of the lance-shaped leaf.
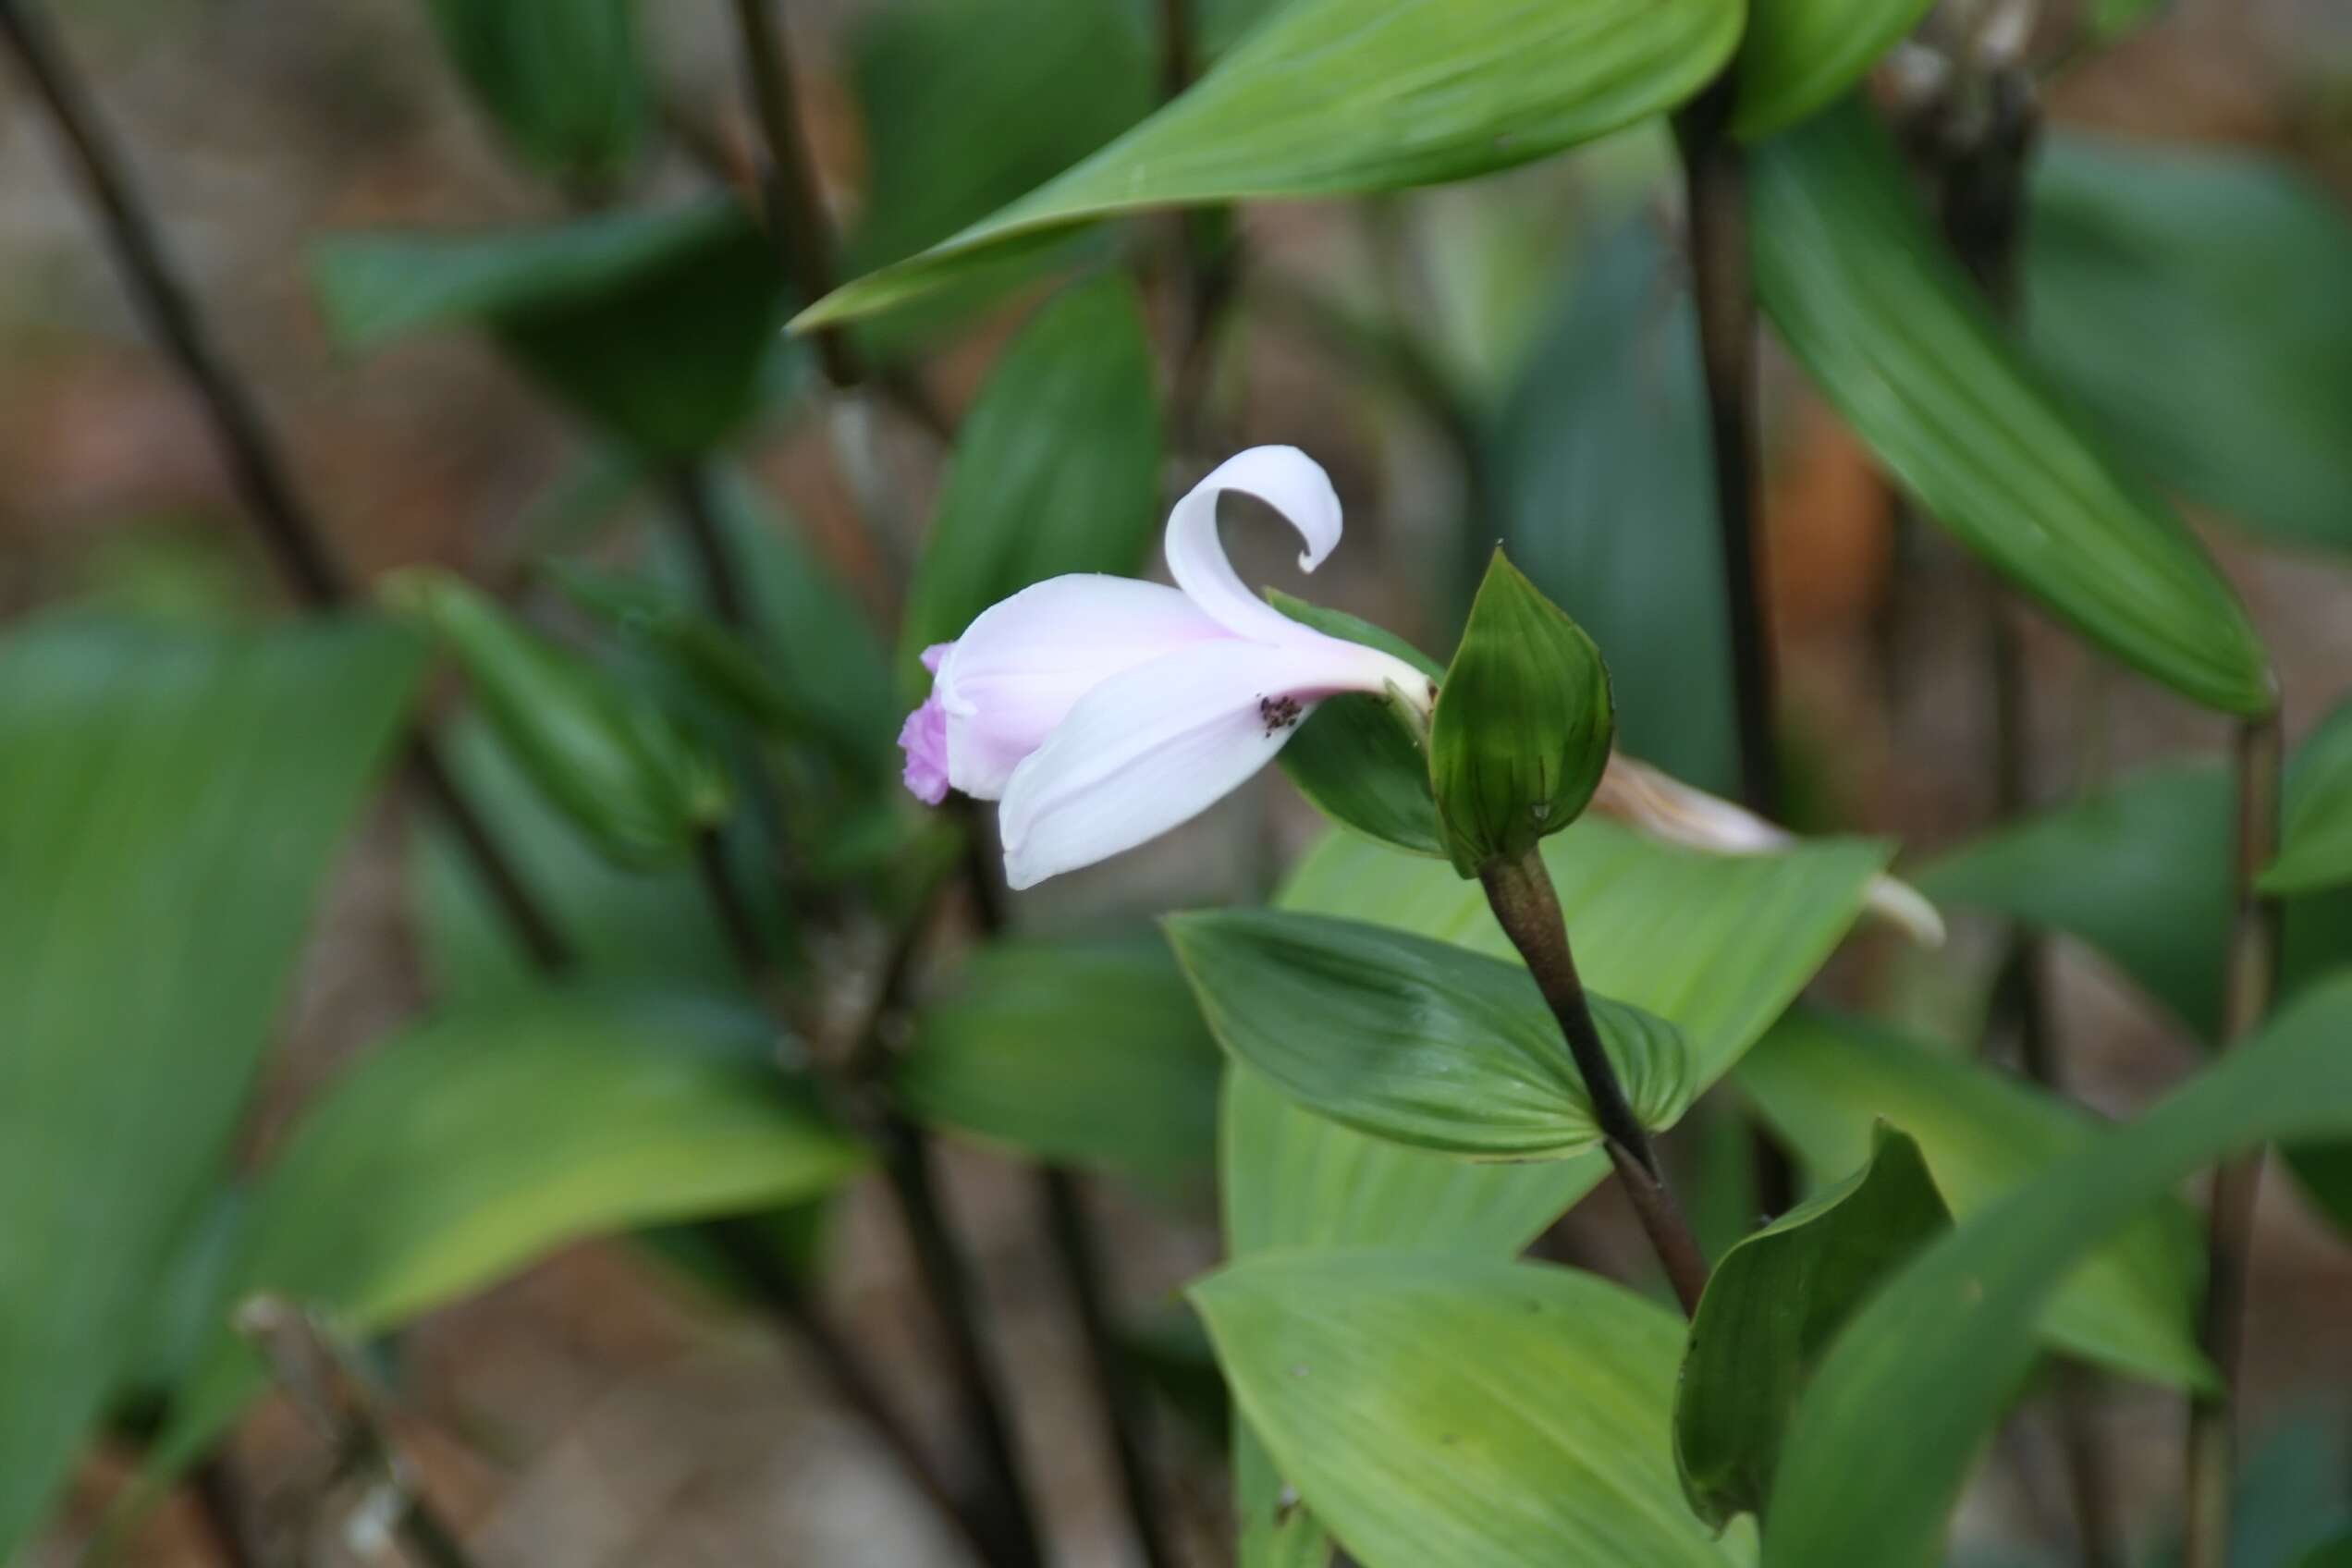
[2027,132,2352,556]
[900,276,1163,687]
[386,569,730,867]
[1731,0,1939,140]
[1222,825,1888,1566]
[311,199,791,457]
[1752,99,2273,717]
[147,987,865,1484]
[795,0,1744,328]
[0,616,422,1557]
[897,937,1223,1201]
[1736,1010,2209,1390]
[1764,973,2352,1566]
[1170,910,1691,1158]
[1430,551,1615,876]
[1676,1126,1952,1527]
[1195,1252,1749,1568]
[424,0,650,185]
[1271,592,1445,858]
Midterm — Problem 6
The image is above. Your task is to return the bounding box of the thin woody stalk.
[1477,852,1709,1317]
[0,0,573,974]
[2183,712,2285,1568]
[0,6,991,1555]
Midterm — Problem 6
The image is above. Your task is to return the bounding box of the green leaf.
[1194,1251,1749,1568]
[897,937,1222,1201]
[386,569,731,867]
[152,986,865,1477]
[551,563,822,742]
[2269,700,2352,896]
[1270,592,1445,858]
[1735,1011,2209,1390]
[423,0,649,185]
[1221,824,1887,1564]
[1732,0,1937,140]
[311,201,791,457]
[1763,972,2352,1566]
[2027,132,2352,555]
[796,0,1744,329]
[1676,1126,1952,1527]
[846,0,1154,274]
[668,466,900,775]
[0,616,422,1556]
[1431,550,1614,874]
[411,717,739,1004]
[1490,217,1735,796]
[1752,100,2273,717]
[2300,1535,2352,1568]
[899,276,1163,683]
[1170,909,1691,1158]
[1919,740,2352,1043]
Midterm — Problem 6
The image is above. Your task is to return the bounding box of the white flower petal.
[997,635,1398,888]
[1590,753,1945,947]
[935,575,1228,799]
[1164,446,1346,644]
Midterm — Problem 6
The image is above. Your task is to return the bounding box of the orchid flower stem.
[724,0,953,442]
[0,0,576,974]
[2185,711,2286,1568]
[1478,852,1709,1317]
[1039,1169,1180,1568]
[1671,86,1780,824]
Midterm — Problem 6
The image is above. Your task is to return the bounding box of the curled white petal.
[1164,445,1345,644]
[998,632,1410,888]
[934,575,1227,800]
[1590,753,1945,947]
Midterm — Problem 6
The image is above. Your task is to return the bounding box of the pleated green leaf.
[1735,1011,2209,1390]
[312,200,792,457]
[423,0,650,185]
[152,987,865,1478]
[1223,823,1887,1564]
[1676,1126,1951,1527]
[900,276,1163,686]
[2027,132,2352,555]
[1170,910,1691,1158]
[1752,100,2273,717]
[0,616,423,1557]
[796,0,1744,329]
[1195,1252,1751,1568]
[1765,973,2352,1566]
[1730,0,1938,140]
[1269,593,1446,859]
[897,937,1222,1201]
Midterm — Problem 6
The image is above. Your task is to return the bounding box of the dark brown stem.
[0,0,577,974]
[1478,853,1709,1316]
[668,486,1044,1568]
[234,1297,481,1568]
[188,1456,263,1568]
[725,0,857,390]
[1672,86,1778,822]
[1040,1169,1179,1568]
[1155,0,1194,102]
[2184,711,2285,1568]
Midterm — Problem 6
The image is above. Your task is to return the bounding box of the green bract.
[1429,551,1614,876]
[384,569,730,867]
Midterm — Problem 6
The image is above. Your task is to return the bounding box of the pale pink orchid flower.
[899,446,1438,889]
[898,444,1945,945]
